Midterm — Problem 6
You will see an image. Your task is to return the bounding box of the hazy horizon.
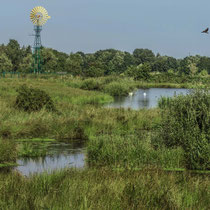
[1,0,210,58]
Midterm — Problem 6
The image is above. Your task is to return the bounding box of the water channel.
[14,88,189,176]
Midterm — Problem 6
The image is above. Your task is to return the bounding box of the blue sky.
[1,0,210,58]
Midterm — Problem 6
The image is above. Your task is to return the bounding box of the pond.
[106,88,190,110]
[15,141,86,176]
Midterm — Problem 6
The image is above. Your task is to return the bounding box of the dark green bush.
[156,89,210,170]
[15,85,56,112]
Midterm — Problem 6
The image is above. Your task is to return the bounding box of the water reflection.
[106,88,189,110]
[15,141,86,176]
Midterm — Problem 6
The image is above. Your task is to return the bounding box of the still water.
[15,141,86,176]
[106,88,189,110]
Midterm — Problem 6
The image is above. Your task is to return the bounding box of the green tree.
[151,56,168,72]
[181,56,200,75]
[95,49,121,75]
[83,54,104,72]
[83,66,104,77]
[21,46,32,58]
[123,52,135,69]
[197,56,210,74]
[125,63,151,80]
[51,49,68,72]
[178,58,191,75]
[42,48,58,73]
[166,56,178,71]
[66,53,83,76]
[110,51,126,74]
[5,39,21,71]
[0,53,13,72]
[19,54,33,73]
[133,48,155,65]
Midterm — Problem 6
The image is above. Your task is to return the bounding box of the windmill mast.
[33,23,42,73]
[30,6,51,73]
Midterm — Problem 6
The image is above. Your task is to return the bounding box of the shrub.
[80,79,102,91]
[15,85,56,112]
[156,89,210,170]
[103,82,131,96]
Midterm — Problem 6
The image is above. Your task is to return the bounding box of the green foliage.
[151,56,178,73]
[103,81,133,96]
[178,58,191,75]
[125,63,151,80]
[5,39,21,71]
[80,78,102,90]
[15,85,56,112]
[133,48,155,65]
[19,54,32,73]
[0,139,17,163]
[135,63,151,80]
[50,49,68,72]
[66,53,83,76]
[83,66,104,77]
[199,69,208,76]
[156,89,210,170]
[41,48,58,73]
[0,53,13,72]
[197,56,210,74]
[0,39,210,77]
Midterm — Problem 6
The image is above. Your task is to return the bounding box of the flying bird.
[201,28,209,34]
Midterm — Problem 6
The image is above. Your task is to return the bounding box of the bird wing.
[202,28,209,33]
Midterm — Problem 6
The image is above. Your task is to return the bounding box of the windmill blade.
[30,6,51,26]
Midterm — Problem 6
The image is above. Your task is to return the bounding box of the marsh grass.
[17,142,49,158]
[0,168,209,209]
[156,89,210,170]
[0,76,210,208]
[0,78,159,141]
[0,77,200,171]
[0,78,112,139]
[0,139,17,166]
[87,134,185,169]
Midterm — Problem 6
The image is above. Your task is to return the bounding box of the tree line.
[0,39,210,78]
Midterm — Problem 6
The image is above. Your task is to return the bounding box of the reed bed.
[0,168,209,209]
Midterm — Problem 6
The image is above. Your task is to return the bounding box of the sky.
[1,0,210,58]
